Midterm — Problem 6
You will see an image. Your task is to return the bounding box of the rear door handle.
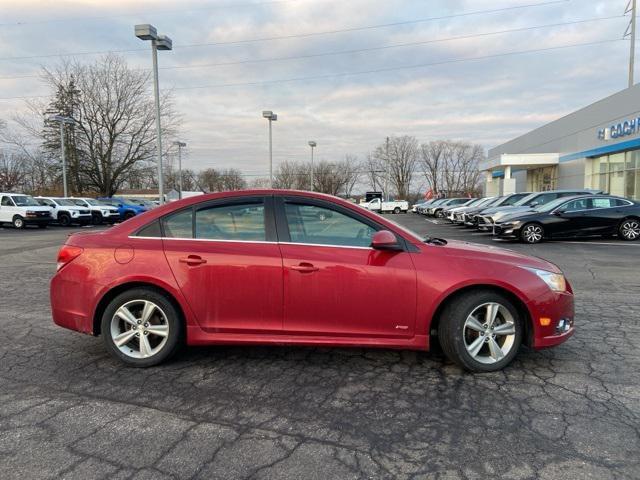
[179,255,207,266]
[290,262,319,273]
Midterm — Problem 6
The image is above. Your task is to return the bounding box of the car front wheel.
[101,288,182,367]
[520,223,544,244]
[12,216,25,229]
[619,218,640,241]
[438,291,523,372]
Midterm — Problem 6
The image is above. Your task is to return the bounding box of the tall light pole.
[308,141,317,191]
[626,0,637,87]
[262,111,277,187]
[173,141,186,199]
[135,24,172,204]
[49,115,75,197]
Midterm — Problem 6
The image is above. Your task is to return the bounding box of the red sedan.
[51,190,574,372]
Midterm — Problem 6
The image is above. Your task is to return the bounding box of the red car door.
[162,196,283,333]
[276,196,417,338]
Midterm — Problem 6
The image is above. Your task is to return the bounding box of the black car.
[493,195,640,243]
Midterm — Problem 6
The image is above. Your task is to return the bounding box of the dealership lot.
[1,220,639,479]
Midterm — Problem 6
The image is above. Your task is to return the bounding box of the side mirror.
[371,230,402,251]
[117,204,123,208]
[553,209,565,216]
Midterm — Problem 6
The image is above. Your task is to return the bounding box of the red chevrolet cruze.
[51,190,574,372]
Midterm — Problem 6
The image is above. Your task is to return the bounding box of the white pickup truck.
[362,198,409,214]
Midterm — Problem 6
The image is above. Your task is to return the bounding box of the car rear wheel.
[393,207,401,214]
[12,216,25,229]
[619,218,640,241]
[439,291,523,372]
[520,223,544,244]
[101,288,182,367]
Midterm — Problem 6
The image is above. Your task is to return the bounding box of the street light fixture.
[48,115,75,197]
[172,141,187,200]
[308,141,317,191]
[135,24,173,204]
[262,110,277,187]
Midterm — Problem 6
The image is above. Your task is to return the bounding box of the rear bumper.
[50,269,99,334]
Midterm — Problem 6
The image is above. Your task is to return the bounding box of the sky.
[0,0,636,179]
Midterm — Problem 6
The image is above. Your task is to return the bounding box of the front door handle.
[290,262,319,273]
[179,255,207,266]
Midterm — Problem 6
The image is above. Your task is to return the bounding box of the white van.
[0,193,53,229]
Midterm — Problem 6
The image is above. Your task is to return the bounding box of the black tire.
[12,216,25,229]
[438,290,523,372]
[435,209,444,218]
[393,207,401,214]
[58,213,71,227]
[91,213,103,225]
[101,287,183,367]
[124,211,136,220]
[618,218,640,241]
[520,223,544,244]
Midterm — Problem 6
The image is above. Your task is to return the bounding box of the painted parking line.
[552,241,640,247]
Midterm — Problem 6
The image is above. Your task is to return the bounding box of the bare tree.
[342,154,361,198]
[436,141,484,196]
[419,140,447,195]
[38,54,178,195]
[0,151,27,191]
[274,160,309,190]
[372,136,418,199]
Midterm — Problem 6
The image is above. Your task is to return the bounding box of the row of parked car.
[413,189,640,243]
[0,192,155,229]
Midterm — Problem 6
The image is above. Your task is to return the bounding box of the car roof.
[102,190,417,238]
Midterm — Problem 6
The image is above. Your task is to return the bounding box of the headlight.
[501,221,521,227]
[525,268,566,292]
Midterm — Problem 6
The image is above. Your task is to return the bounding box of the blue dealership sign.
[598,116,640,140]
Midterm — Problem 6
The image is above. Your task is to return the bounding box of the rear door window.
[195,202,266,241]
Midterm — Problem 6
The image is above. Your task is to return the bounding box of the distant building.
[482,84,640,201]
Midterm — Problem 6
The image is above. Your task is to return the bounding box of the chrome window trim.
[127,235,374,250]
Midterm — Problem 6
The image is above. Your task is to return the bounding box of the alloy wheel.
[620,220,640,240]
[110,300,170,359]
[522,224,543,243]
[13,217,24,229]
[463,302,516,365]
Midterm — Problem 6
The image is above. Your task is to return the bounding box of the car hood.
[492,206,535,220]
[496,210,545,223]
[440,239,561,273]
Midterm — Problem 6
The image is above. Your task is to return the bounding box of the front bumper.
[24,215,52,225]
[527,290,575,349]
[492,223,522,239]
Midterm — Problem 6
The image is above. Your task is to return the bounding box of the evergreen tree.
[42,76,83,194]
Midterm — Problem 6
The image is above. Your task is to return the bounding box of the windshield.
[11,195,40,207]
[84,198,108,206]
[463,198,482,206]
[513,193,540,206]
[533,197,573,212]
[475,197,497,207]
[56,199,78,206]
[68,199,87,206]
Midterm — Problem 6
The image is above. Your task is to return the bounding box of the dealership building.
[481,83,640,201]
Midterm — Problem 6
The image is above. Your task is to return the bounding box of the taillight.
[57,245,84,271]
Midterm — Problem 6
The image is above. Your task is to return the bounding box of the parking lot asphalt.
[0,219,639,480]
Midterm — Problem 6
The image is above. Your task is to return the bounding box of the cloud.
[0,0,632,175]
